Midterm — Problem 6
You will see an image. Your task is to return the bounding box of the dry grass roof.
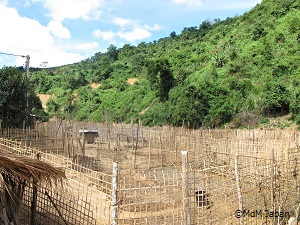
[0,151,65,185]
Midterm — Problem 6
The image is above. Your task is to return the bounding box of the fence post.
[181,151,190,225]
[234,153,243,225]
[30,153,40,225]
[270,149,275,220]
[111,161,119,225]
[293,157,300,221]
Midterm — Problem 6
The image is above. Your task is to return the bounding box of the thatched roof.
[0,151,65,185]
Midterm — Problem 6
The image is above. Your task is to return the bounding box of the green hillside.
[30,0,300,128]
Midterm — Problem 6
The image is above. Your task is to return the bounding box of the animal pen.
[0,120,300,225]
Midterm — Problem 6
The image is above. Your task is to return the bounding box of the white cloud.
[0,0,8,6]
[0,5,54,54]
[113,17,137,29]
[0,4,84,67]
[93,29,115,41]
[75,42,99,50]
[43,0,104,21]
[117,28,151,42]
[172,0,203,7]
[144,23,161,31]
[47,20,71,39]
[111,17,160,42]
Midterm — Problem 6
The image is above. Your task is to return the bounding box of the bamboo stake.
[148,133,151,170]
[159,134,163,167]
[139,118,144,147]
[134,122,139,169]
[111,162,119,225]
[271,149,275,217]
[30,153,40,225]
[294,157,299,220]
[181,151,190,225]
[45,191,68,225]
[235,153,243,225]
[107,120,110,151]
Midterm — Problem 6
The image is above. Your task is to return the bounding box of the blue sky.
[0,0,262,68]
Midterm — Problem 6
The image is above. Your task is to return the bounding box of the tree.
[199,20,212,30]
[170,80,232,128]
[107,44,119,61]
[170,31,177,38]
[170,85,208,128]
[263,81,290,116]
[146,59,174,101]
[0,67,47,128]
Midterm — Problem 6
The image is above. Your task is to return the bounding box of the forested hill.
[30,0,300,128]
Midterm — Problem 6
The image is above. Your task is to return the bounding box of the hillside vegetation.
[30,0,300,128]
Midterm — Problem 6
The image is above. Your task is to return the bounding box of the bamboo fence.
[0,121,299,224]
[0,138,112,225]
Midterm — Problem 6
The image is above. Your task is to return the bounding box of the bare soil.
[37,94,53,109]
[127,78,138,85]
[90,83,101,89]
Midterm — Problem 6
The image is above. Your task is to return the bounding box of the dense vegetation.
[30,0,300,128]
[0,67,47,128]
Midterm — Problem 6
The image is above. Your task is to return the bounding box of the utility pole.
[25,55,30,78]
[25,55,30,146]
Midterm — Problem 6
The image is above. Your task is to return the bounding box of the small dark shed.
[79,128,99,144]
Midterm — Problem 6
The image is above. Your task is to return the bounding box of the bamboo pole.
[30,153,41,225]
[107,120,110,151]
[271,149,275,217]
[159,134,163,167]
[82,124,85,156]
[45,191,68,225]
[181,151,190,225]
[293,157,299,220]
[111,162,119,225]
[134,122,139,169]
[139,118,144,147]
[148,131,151,169]
[235,153,243,225]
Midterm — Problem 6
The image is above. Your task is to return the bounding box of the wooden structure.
[79,128,99,144]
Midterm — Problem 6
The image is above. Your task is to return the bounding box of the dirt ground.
[37,94,53,109]
[84,142,175,171]
[127,78,138,85]
[90,83,101,89]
